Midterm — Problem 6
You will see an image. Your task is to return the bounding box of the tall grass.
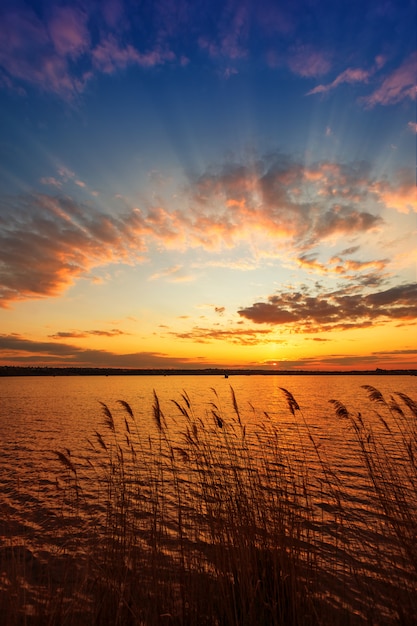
[1,385,416,625]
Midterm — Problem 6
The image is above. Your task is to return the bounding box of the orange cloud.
[188,157,382,250]
[0,155,412,307]
[296,253,387,276]
[0,193,148,306]
[373,182,417,214]
[172,325,274,346]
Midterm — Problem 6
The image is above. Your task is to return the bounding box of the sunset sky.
[0,0,416,370]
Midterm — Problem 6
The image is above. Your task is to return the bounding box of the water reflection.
[0,374,416,624]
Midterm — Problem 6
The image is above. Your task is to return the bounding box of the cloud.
[92,35,174,73]
[48,6,90,59]
[296,253,388,276]
[0,154,410,307]
[371,169,417,213]
[40,177,62,188]
[361,52,417,107]
[307,67,370,96]
[0,333,199,368]
[312,206,381,240]
[373,349,417,356]
[0,5,88,99]
[197,3,249,78]
[49,329,128,339]
[148,264,195,282]
[408,122,417,133]
[171,325,274,346]
[306,53,416,107]
[187,156,383,251]
[288,44,331,77]
[238,282,417,332]
[0,193,148,306]
[0,3,176,100]
[0,0,254,100]
[262,349,417,371]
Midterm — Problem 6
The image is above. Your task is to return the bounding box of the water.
[1,374,416,623]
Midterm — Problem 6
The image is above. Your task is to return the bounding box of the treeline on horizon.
[0,366,416,377]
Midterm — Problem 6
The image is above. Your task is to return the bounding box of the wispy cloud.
[201,3,248,61]
[48,5,90,59]
[361,52,417,107]
[49,328,128,339]
[307,67,371,96]
[306,53,416,108]
[171,325,274,346]
[92,35,174,73]
[0,5,86,99]
[0,2,176,100]
[40,177,62,189]
[148,265,195,282]
[288,44,331,77]
[296,253,388,276]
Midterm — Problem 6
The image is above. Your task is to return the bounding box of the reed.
[1,386,416,625]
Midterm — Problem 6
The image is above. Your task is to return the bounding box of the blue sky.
[0,0,416,370]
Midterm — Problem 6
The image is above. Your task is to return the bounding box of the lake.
[1,373,416,625]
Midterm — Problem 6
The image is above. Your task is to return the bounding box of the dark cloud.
[238,283,417,331]
[262,347,417,370]
[314,207,380,240]
[49,329,128,339]
[0,333,198,368]
[373,348,417,355]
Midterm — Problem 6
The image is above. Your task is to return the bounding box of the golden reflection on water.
[1,374,416,624]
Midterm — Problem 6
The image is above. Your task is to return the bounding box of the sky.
[0,0,416,371]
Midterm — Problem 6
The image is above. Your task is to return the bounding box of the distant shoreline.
[0,366,416,377]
